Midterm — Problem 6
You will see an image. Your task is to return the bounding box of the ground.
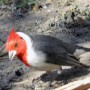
[0,0,90,90]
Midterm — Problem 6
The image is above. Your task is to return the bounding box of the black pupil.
[15,43,18,48]
[20,37,23,39]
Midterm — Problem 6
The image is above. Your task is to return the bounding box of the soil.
[0,0,90,90]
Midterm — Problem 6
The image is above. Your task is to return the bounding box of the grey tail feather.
[67,54,89,68]
[79,63,89,68]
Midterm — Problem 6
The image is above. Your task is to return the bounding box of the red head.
[6,28,30,66]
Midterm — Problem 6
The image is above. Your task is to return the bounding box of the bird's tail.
[78,62,89,68]
[66,54,89,68]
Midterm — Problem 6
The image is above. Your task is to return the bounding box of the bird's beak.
[9,50,16,60]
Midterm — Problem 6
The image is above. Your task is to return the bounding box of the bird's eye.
[20,37,23,40]
[14,43,18,48]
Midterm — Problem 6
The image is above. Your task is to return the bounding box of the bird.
[5,28,89,86]
[5,28,89,70]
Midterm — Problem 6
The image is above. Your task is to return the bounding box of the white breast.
[17,32,46,67]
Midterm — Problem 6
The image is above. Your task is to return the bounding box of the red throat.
[17,52,30,67]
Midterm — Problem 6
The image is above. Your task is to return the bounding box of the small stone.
[15,68,24,77]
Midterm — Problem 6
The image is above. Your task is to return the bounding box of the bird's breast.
[26,50,60,71]
[17,54,31,67]
[26,50,46,66]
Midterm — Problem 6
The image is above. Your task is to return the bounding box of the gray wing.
[31,35,88,67]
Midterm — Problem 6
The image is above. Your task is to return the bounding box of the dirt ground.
[0,0,90,90]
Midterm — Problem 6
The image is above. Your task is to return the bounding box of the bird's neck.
[16,32,34,67]
[17,52,30,67]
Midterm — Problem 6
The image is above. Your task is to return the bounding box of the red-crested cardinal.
[5,28,88,71]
